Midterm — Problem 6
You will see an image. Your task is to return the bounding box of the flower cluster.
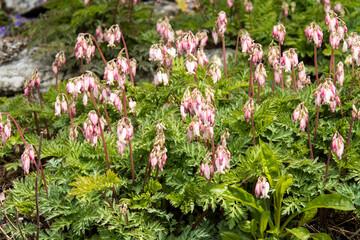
[255,176,270,199]
[273,62,283,84]
[250,43,264,64]
[304,22,323,48]
[267,45,280,67]
[181,87,215,142]
[351,104,360,120]
[156,16,175,43]
[0,116,11,146]
[52,51,66,75]
[331,131,344,160]
[220,129,230,147]
[83,110,106,146]
[105,24,122,47]
[240,30,253,54]
[96,25,104,43]
[293,103,309,132]
[272,24,286,44]
[281,48,298,73]
[55,95,68,117]
[185,55,198,75]
[101,88,122,113]
[297,62,310,90]
[326,11,347,50]
[214,145,231,174]
[314,78,341,112]
[336,62,344,86]
[282,2,289,18]
[154,70,169,86]
[244,0,253,13]
[351,38,360,66]
[200,154,213,180]
[214,11,227,38]
[334,2,343,14]
[74,34,95,63]
[254,63,267,88]
[21,145,35,174]
[24,69,41,102]
[243,98,255,122]
[117,117,133,156]
[227,0,234,8]
[208,62,222,84]
[149,123,167,171]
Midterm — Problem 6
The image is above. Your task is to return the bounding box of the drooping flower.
[293,103,309,132]
[255,176,270,199]
[254,63,267,88]
[272,23,286,44]
[243,98,255,122]
[331,131,344,160]
[336,62,344,87]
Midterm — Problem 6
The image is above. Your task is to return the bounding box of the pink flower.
[331,131,344,160]
[243,98,254,122]
[55,96,61,117]
[336,62,344,87]
[212,28,218,45]
[197,49,208,67]
[272,24,286,44]
[254,63,267,87]
[185,59,198,75]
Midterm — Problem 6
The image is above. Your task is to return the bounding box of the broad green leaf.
[274,174,293,228]
[238,220,251,233]
[259,139,280,186]
[211,184,263,213]
[311,233,332,240]
[286,227,310,240]
[299,208,317,226]
[303,194,355,211]
[250,219,258,240]
[221,232,243,240]
[260,211,270,238]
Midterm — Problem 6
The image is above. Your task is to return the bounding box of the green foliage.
[1,0,360,239]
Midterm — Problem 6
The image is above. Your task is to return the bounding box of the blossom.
[336,62,344,87]
[255,176,270,199]
[272,24,286,44]
[243,98,254,122]
[105,24,122,47]
[331,131,344,160]
[293,103,308,132]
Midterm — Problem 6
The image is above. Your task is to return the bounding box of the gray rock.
[0,47,61,96]
[146,0,181,17]
[204,48,235,66]
[4,0,44,15]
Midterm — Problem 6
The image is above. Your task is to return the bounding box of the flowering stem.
[314,106,320,140]
[35,132,43,240]
[122,88,135,185]
[191,204,211,231]
[55,73,58,92]
[332,49,336,86]
[234,0,241,25]
[314,45,319,86]
[342,117,354,178]
[89,93,119,203]
[58,93,76,141]
[323,143,332,188]
[141,160,150,193]
[194,74,198,83]
[278,42,282,57]
[329,48,333,78]
[102,191,114,210]
[307,121,314,160]
[291,65,297,93]
[0,113,27,146]
[348,62,355,100]
[32,145,48,198]
[208,136,216,184]
[33,111,40,136]
[251,113,256,146]
[113,0,119,24]
[249,58,254,97]
[83,33,108,65]
[222,36,228,79]
[102,103,112,133]
[272,71,275,92]
[81,58,84,75]
[37,87,50,138]
[249,13,252,30]
[15,208,26,240]
[155,166,159,180]
[120,34,135,85]
[234,31,240,63]
[257,82,260,104]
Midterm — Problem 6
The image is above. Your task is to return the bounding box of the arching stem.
[120,34,135,85]
[314,45,319,86]
[57,93,76,141]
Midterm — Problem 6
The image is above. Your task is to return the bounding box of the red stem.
[332,49,336,86]
[1,113,27,146]
[155,166,159,180]
[314,46,319,86]
[55,73,58,92]
[113,0,119,24]
[208,135,216,184]
[272,71,275,92]
[37,87,50,137]
[291,65,297,93]
[342,117,354,178]
[348,62,355,100]
[329,48,333,78]
[307,120,314,160]
[249,58,254,97]
[35,132,43,240]
[234,31,240,63]
[58,93,76,141]
[84,33,108,65]
[81,58,84,75]
[120,34,135,85]
[222,36,227,79]
[102,191,114,210]
[314,106,320,140]
[257,81,260,104]
[122,88,135,185]
[251,114,256,146]
[103,103,112,133]
[33,111,40,136]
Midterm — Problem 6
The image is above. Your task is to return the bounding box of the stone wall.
[4,0,44,15]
